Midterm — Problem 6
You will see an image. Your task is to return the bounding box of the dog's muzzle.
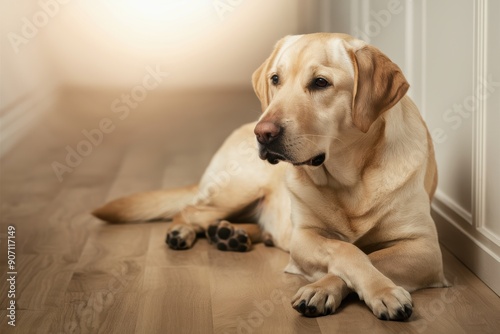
[254,121,326,167]
[255,121,285,164]
[258,146,285,165]
[258,145,326,167]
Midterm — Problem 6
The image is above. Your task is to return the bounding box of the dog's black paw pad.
[166,234,188,250]
[225,230,251,252]
[165,227,194,250]
[208,221,252,252]
[217,227,232,240]
[236,234,248,243]
[262,232,274,247]
[263,238,274,247]
[206,225,218,243]
[225,238,250,252]
[237,244,248,252]
[228,238,239,248]
[217,243,228,251]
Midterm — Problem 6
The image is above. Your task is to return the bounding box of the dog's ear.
[251,55,270,111]
[252,35,301,111]
[349,44,409,133]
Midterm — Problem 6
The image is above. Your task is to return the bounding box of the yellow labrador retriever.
[93,33,448,321]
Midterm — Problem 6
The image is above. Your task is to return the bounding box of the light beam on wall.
[103,0,212,34]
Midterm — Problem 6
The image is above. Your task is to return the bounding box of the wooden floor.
[1,88,499,334]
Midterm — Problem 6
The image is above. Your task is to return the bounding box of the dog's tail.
[92,185,198,223]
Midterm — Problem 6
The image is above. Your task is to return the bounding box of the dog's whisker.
[295,134,347,146]
[295,136,325,152]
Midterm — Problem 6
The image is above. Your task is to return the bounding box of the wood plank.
[0,310,56,333]
[0,137,126,258]
[0,254,75,311]
[135,266,213,334]
[0,120,127,323]
[65,140,172,293]
[102,143,169,201]
[146,222,211,268]
[50,292,141,334]
[66,224,150,294]
[209,244,322,334]
[50,142,169,333]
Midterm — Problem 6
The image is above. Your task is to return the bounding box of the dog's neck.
[300,101,407,189]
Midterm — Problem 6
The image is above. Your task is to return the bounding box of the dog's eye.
[314,78,330,88]
[271,74,279,85]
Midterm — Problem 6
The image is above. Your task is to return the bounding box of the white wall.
[42,0,305,89]
[425,0,474,214]
[2,1,319,92]
[0,0,59,156]
[483,0,500,250]
[323,0,500,295]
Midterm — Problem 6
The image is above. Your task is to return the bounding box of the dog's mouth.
[293,153,326,167]
[258,146,283,164]
[259,147,326,167]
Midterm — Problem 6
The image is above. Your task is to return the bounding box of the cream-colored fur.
[93,33,447,321]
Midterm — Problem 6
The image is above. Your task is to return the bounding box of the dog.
[93,33,448,321]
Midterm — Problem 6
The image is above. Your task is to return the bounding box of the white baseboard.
[432,196,500,296]
[0,87,56,157]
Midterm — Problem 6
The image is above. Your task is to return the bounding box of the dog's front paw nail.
[298,300,307,313]
[307,305,317,314]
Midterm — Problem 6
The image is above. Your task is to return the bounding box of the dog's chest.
[288,175,388,243]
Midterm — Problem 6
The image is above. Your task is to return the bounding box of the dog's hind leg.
[166,202,266,252]
[165,205,233,250]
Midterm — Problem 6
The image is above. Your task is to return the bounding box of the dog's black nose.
[254,121,281,145]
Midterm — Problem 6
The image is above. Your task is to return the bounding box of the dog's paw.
[165,224,196,250]
[365,286,413,321]
[262,232,275,247]
[292,281,343,317]
[206,220,251,252]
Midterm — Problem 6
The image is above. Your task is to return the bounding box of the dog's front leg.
[290,228,413,321]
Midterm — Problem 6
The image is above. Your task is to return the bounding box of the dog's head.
[253,33,409,166]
